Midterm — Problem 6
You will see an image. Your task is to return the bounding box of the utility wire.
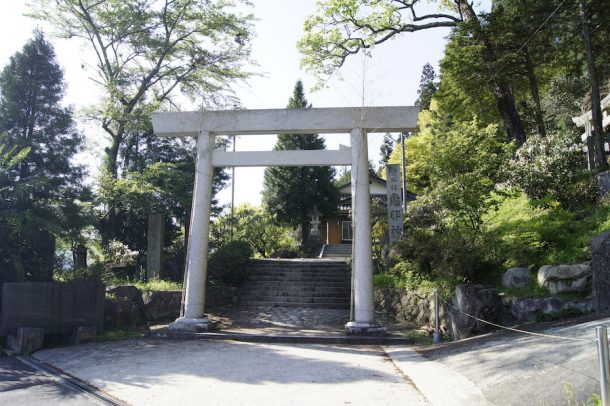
[514,0,568,55]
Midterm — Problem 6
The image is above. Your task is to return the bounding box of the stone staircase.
[321,244,352,258]
[239,260,351,309]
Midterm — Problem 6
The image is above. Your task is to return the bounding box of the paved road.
[28,315,610,406]
[34,339,429,406]
[0,356,101,406]
[389,316,609,406]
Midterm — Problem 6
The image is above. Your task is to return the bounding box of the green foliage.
[96,328,144,343]
[508,131,598,209]
[0,31,87,283]
[210,204,299,258]
[387,103,436,195]
[54,265,103,283]
[386,118,512,283]
[483,192,610,269]
[373,266,456,298]
[262,81,339,242]
[298,0,463,87]
[564,383,602,406]
[428,119,513,232]
[29,0,255,178]
[415,63,438,110]
[102,276,182,292]
[207,240,252,287]
[378,133,395,169]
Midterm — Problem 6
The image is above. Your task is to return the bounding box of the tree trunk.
[493,81,527,146]
[460,0,527,146]
[523,47,546,138]
[580,0,606,169]
[101,135,122,242]
[301,222,309,244]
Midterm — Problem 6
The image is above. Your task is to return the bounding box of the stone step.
[249,262,348,269]
[246,275,350,281]
[246,272,350,278]
[240,295,349,304]
[238,301,350,309]
[247,267,350,273]
[247,267,350,272]
[247,270,352,278]
[243,282,351,290]
[241,287,350,295]
[245,278,350,284]
[240,292,350,300]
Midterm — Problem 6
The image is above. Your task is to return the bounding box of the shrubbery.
[210,204,299,258]
[508,131,598,209]
[207,240,253,287]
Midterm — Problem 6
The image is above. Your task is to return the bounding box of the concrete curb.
[383,346,492,406]
[145,330,413,345]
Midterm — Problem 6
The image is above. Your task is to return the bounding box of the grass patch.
[104,277,182,292]
[373,272,456,299]
[97,328,144,342]
[401,330,451,345]
[483,192,610,270]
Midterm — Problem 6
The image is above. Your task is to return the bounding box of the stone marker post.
[74,244,88,270]
[147,212,165,280]
[592,231,610,313]
[386,164,404,244]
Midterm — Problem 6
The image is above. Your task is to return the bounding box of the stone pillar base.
[71,326,97,345]
[7,327,44,354]
[169,317,216,333]
[345,321,387,336]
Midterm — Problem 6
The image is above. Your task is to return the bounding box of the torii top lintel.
[152,106,419,137]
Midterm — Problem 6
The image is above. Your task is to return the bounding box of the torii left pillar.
[169,131,215,332]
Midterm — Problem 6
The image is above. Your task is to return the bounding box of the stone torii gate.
[151,106,418,334]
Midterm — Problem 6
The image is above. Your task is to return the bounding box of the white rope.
[441,298,596,343]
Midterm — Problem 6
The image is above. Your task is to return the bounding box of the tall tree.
[29,0,254,239]
[298,0,527,145]
[262,80,339,243]
[379,133,395,170]
[415,63,438,110]
[0,31,86,281]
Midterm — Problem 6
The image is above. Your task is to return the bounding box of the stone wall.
[374,287,449,333]
[104,285,237,327]
[375,284,594,341]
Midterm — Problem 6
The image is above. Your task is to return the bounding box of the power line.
[514,0,568,55]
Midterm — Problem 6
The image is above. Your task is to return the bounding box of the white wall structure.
[151,107,418,334]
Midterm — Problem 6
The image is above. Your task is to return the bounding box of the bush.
[387,194,495,283]
[483,192,610,269]
[207,240,252,287]
[210,204,299,258]
[508,131,598,209]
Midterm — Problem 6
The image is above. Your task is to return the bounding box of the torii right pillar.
[346,128,387,335]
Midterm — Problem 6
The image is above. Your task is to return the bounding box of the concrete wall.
[0,282,105,336]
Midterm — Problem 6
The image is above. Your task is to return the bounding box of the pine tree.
[415,63,438,110]
[0,30,85,282]
[379,133,395,169]
[262,80,339,243]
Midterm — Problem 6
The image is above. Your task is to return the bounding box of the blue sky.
[0,0,489,207]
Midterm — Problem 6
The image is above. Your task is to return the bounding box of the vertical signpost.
[386,164,404,244]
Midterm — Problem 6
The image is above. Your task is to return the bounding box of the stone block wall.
[374,287,449,333]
